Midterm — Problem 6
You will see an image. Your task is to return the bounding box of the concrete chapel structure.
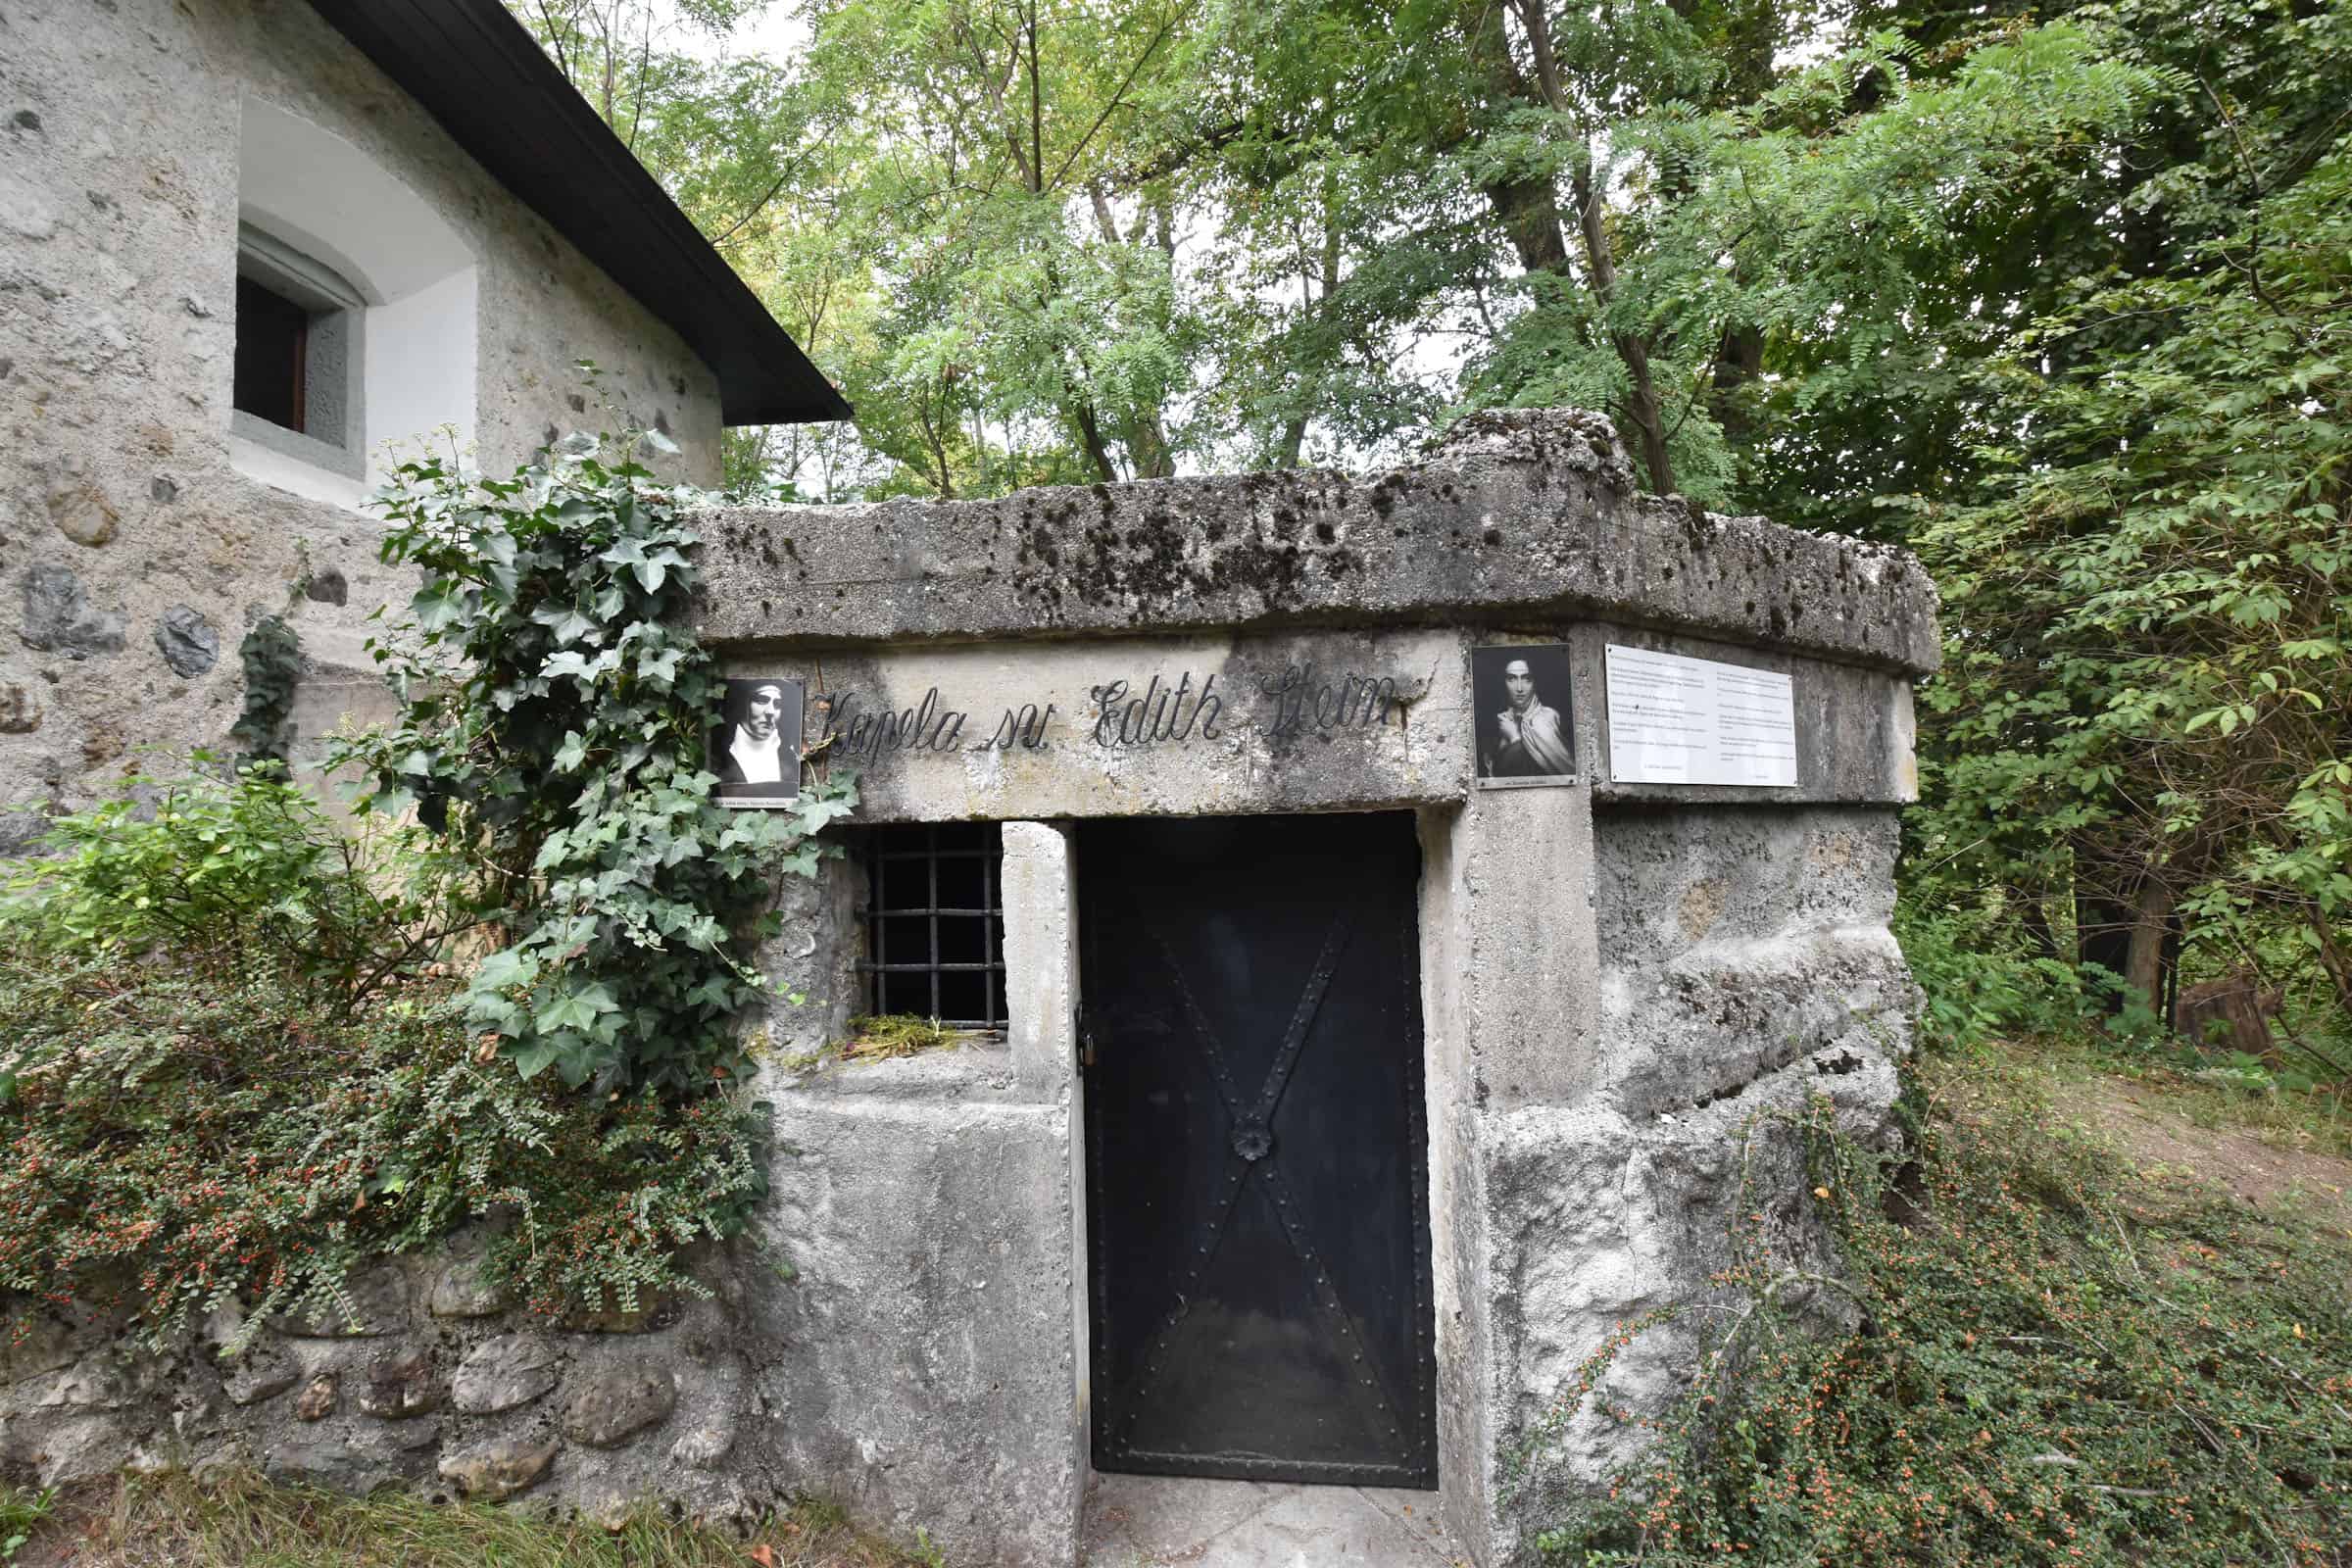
[705,409,1935,1563]
[2,4,1940,1564]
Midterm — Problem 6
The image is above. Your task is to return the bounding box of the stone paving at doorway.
[1079,1474,1467,1567]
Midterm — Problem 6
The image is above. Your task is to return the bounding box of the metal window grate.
[857,823,1006,1028]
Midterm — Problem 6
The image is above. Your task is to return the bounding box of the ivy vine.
[228,612,302,769]
[332,429,854,1095]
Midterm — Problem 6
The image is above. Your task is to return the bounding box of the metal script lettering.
[1089,671,1223,748]
[1258,663,1402,739]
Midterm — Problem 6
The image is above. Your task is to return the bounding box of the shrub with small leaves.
[0,941,762,1353]
[1,419,856,1346]
[0,762,470,1011]
[1511,1062,2352,1565]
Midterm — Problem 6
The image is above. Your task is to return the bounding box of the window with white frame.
[231,97,478,508]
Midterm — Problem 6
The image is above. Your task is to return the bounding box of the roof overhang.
[303,0,852,427]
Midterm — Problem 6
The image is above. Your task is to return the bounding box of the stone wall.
[0,0,723,843]
[2,1241,771,1524]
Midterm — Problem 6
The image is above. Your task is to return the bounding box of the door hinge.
[1076,1002,1098,1070]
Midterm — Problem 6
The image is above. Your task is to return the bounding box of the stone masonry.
[1,0,722,843]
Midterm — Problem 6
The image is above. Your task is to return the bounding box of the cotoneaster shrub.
[1510,1062,2352,1565]
[0,767,763,1351]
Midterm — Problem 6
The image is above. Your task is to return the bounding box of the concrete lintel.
[1001,820,1079,1102]
[695,410,1940,678]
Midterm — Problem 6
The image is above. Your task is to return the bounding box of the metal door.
[1080,812,1436,1488]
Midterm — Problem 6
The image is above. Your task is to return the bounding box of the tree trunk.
[2124,877,2176,1013]
[2308,906,2352,1022]
[1278,206,1345,468]
[1508,0,1679,497]
[2020,892,2061,963]
[1708,324,1765,455]
[1070,400,1117,483]
[1126,412,1175,479]
[2077,892,2134,1011]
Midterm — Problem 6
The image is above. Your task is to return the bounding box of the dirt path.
[2039,1071,2352,1232]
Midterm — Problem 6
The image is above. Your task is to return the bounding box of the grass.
[2,1488,54,1562]
[2022,1029,2352,1162]
[6,1475,939,1568]
[773,1014,969,1074]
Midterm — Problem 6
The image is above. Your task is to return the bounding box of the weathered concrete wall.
[1460,805,1913,1555]
[695,409,1936,677]
[4,409,1936,1566]
[752,1048,1083,1567]
[728,626,1917,828]
[743,823,1089,1566]
[1,0,723,842]
[694,413,1936,1564]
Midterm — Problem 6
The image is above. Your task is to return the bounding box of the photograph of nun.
[712,677,803,805]
[1473,643,1577,783]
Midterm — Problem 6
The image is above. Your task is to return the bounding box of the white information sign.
[1604,645,1798,787]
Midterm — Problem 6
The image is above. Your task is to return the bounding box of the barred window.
[858,823,1007,1028]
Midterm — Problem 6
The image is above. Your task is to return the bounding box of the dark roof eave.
[302,0,852,428]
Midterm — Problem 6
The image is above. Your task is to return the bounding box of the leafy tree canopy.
[511,0,2352,1043]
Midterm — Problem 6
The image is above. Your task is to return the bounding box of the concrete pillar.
[1421,783,1601,1564]
[1454,782,1602,1108]
[1001,819,1079,1102]
[998,817,1091,1541]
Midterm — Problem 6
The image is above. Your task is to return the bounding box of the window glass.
[233,274,310,432]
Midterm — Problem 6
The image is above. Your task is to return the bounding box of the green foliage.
[1908,77,2352,1027]
[0,1487,51,1562]
[331,425,854,1094]
[526,0,2352,1038]
[1,423,860,1348]
[228,613,302,768]
[1893,898,2091,1053]
[0,835,764,1353]
[0,763,468,1010]
[1514,1064,2352,1564]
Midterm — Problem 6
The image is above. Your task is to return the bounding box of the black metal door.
[1080,812,1436,1488]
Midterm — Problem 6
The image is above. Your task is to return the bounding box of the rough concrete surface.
[1457,804,1913,1557]
[759,626,1466,822]
[741,622,1915,826]
[697,410,1938,678]
[753,1043,1084,1567]
[1080,1474,1465,1567]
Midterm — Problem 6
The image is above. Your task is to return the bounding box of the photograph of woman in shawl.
[1474,643,1576,783]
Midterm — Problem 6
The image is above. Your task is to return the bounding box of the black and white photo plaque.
[712,676,803,805]
[1472,642,1577,786]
